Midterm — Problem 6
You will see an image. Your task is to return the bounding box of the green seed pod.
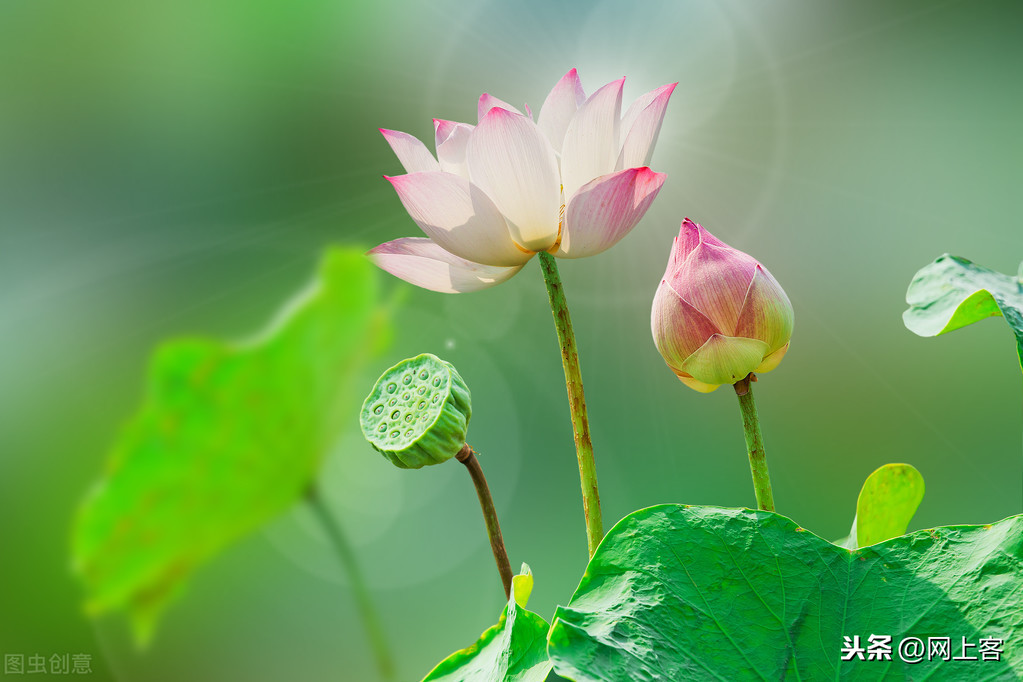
[360,353,472,469]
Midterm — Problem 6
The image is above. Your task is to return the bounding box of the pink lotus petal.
[386,172,530,267]
[680,334,770,387]
[651,281,722,371]
[433,119,474,179]
[379,129,440,174]
[734,265,795,353]
[668,218,730,273]
[560,78,625,202]
[466,108,561,252]
[536,68,586,155]
[477,93,522,122]
[554,167,665,259]
[616,83,677,170]
[367,238,525,294]
[667,233,759,334]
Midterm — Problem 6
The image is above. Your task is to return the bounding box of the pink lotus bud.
[651,219,794,393]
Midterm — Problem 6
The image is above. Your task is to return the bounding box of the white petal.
[368,238,525,294]
[379,129,440,174]
[560,78,624,202]
[620,83,673,146]
[477,93,522,122]
[536,68,586,155]
[554,168,665,258]
[616,83,677,170]
[386,172,531,267]
[466,108,561,252]
[433,119,474,179]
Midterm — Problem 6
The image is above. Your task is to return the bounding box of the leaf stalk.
[307,488,396,681]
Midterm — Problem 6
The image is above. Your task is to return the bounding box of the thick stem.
[456,443,513,600]
[734,374,776,512]
[537,250,604,557]
[307,488,396,681]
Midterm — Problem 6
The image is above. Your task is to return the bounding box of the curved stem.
[456,443,513,599]
[307,488,396,681]
[537,251,604,557]
[734,374,776,512]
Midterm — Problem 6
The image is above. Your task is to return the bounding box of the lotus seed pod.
[360,353,472,469]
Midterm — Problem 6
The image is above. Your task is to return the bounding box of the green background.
[2,0,1021,680]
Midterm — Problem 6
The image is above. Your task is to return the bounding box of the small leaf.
[549,505,1023,680]
[850,463,925,548]
[903,254,1023,372]
[422,564,553,682]
[512,562,534,609]
[72,249,391,643]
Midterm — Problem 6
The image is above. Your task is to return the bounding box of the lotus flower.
[652,219,794,393]
[369,69,676,293]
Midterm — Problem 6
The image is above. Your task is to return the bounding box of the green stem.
[307,488,396,681]
[455,444,513,600]
[537,250,604,557]
[733,374,776,512]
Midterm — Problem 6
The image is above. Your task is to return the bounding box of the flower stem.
[733,374,775,512]
[537,250,604,557]
[455,443,513,600]
[307,488,396,681]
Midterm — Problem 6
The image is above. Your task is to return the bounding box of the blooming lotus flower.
[368,69,676,292]
[651,219,794,393]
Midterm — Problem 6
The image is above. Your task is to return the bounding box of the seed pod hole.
[386,382,397,394]
[402,374,412,385]
[390,410,400,420]
[419,370,429,380]
[373,404,383,415]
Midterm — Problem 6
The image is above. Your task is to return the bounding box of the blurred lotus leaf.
[422,564,557,682]
[842,463,925,549]
[904,254,1023,373]
[71,248,392,643]
[549,505,1023,680]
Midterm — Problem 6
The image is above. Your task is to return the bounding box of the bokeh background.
[2,0,1022,679]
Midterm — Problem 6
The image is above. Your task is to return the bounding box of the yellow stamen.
[547,204,566,253]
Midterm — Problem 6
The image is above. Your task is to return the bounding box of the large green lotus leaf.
[903,254,1023,372]
[846,463,925,549]
[422,564,557,682]
[72,248,391,642]
[549,505,1023,681]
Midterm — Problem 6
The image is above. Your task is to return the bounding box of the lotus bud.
[651,219,794,393]
[360,353,472,468]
